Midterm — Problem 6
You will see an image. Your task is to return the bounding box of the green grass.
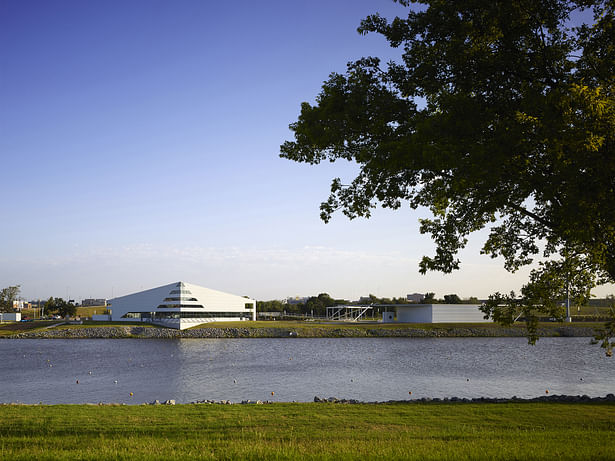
[20,306,109,318]
[0,320,57,337]
[55,321,160,329]
[0,321,161,336]
[0,319,602,338]
[0,402,613,460]
[192,320,502,329]
[75,306,109,317]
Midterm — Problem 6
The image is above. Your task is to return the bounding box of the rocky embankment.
[142,393,615,405]
[6,324,596,339]
[309,393,615,404]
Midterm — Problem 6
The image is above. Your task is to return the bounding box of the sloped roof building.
[109,281,256,329]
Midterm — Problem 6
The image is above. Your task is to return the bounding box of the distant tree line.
[0,285,78,318]
[256,292,485,316]
[257,293,346,317]
[423,293,480,304]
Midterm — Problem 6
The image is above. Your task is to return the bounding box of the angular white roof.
[111,281,253,308]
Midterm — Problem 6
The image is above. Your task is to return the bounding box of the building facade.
[406,293,425,303]
[382,304,489,323]
[107,281,256,329]
[82,298,107,307]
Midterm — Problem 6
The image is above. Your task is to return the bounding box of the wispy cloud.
[21,244,416,268]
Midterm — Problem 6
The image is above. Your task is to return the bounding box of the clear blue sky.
[1,0,612,302]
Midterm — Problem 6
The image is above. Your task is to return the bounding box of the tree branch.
[506,202,555,229]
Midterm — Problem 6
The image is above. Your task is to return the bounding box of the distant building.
[0,312,21,322]
[406,293,425,303]
[82,298,107,307]
[11,300,28,311]
[286,297,308,305]
[382,304,489,323]
[257,311,281,319]
[107,281,256,330]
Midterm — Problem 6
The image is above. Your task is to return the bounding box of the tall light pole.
[566,280,572,323]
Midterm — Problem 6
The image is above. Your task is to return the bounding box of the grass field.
[19,306,109,319]
[0,319,605,339]
[192,320,603,330]
[0,320,157,337]
[0,320,57,337]
[0,402,613,460]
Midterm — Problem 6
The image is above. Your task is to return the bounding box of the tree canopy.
[45,297,77,318]
[0,286,21,313]
[281,0,615,352]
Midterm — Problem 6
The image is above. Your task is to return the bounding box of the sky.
[1,0,612,302]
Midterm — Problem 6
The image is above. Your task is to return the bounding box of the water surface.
[1,337,612,404]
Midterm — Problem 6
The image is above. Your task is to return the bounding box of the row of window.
[157,304,205,309]
[169,289,192,295]
[162,297,198,302]
[157,303,254,310]
[122,311,252,319]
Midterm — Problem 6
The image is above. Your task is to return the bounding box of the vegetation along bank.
[1,321,600,339]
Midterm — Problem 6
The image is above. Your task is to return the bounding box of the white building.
[105,281,256,330]
[0,312,21,322]
[406,293,425,303]
[12,300,27,311]
[382,304,490,323]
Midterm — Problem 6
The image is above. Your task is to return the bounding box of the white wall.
[0,312,21,322]
[396,305,432,323]
[382,311,396,323]
[92,314,111,321]
[395,304,489,323]
[431,304,489,323]
[110,284,174,321]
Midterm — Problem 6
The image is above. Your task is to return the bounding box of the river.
[1,337,613,404]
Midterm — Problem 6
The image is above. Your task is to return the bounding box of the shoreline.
[1,393,614,406]
[3,324,598,339]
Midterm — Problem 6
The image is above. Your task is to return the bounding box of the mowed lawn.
[1,402,614,460]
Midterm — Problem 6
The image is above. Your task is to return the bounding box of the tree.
[444,294,462,304]
[424,292,436,303]
[45,297,77,318]
[0,286,21,313]
[306,297,325,316]
[281,0,615,353]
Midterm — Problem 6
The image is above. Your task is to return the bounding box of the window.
[125,311,252,320]
[245,303,254,310]
[121,312,142,319]
[169,289,192,295]
[153,311,253,319]
[157,304,205,309]
[163,297,198,302]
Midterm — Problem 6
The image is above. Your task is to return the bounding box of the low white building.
[382,304,490,323]
[107,281,256,330]
[0,312,21,322]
